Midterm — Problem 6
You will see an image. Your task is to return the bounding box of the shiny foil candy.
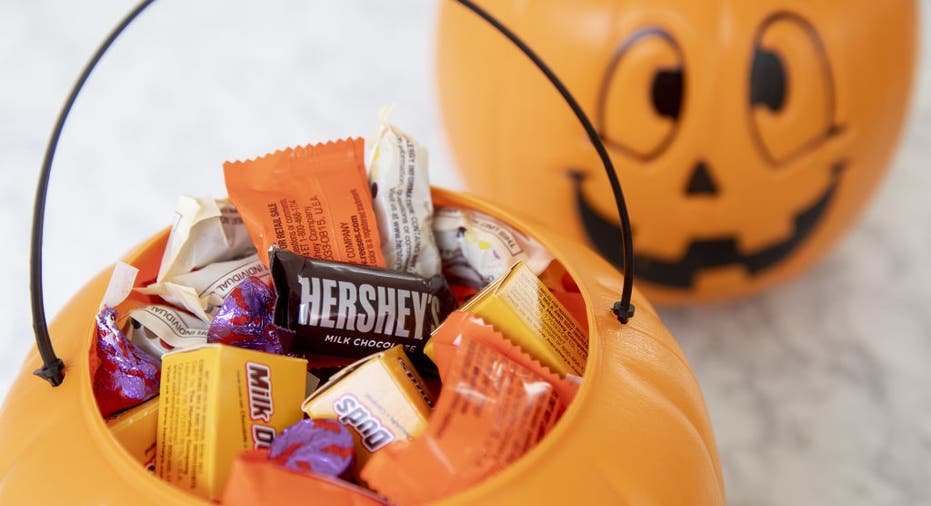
[93,307,161,417]
[269,419,355,477]
[207,276,293,355]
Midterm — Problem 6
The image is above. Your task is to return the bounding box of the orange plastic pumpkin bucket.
[436,0,917,304]
[1,1,725,504]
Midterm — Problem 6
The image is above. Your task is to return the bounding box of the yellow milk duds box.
[156,344,308,500]
[108,397,160,471]
[426,261,588,376]
[302,345,433,475]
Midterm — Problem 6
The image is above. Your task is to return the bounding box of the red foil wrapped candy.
[269,418,355,477]
[207,276,293,355]
[93,307,161,417]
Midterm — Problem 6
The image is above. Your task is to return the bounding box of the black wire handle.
[30,0,635,387]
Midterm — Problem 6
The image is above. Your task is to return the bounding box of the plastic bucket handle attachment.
[28,0,636,387]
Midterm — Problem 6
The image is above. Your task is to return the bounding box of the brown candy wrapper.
[270,248,456,364]
[361,311,577,504]
[224,139,385,267]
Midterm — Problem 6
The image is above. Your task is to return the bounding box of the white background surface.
[0,1,928,505]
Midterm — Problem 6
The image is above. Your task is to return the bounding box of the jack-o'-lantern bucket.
[0,1,724,504]
[437,0,918,303]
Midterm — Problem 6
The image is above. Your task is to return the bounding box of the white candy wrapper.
[99,262,139,310]
[137,254,269,322]
[156,196,254,282]
[433,207,554,288]
[368,114,441,278]
[125,305,208,358]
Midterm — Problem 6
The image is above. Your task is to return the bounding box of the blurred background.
[0,1,928,504]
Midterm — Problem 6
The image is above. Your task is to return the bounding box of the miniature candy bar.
[302,345,433,475]
[427,261,588,377]
[222,450,387,506]
[106,397,159,471]
[433,207,553,289]
[361,313,576,504]
[224,138,385,267]
[125,304,208,359]
[269,419,355,477]
[138,254,269,323]
[93,307,161,417]
[156,344,308,500]
[207,276,293,355]
[156,196,254,282]
[270,248,456,362]
[368,114,441,278]
[537,261,588,333]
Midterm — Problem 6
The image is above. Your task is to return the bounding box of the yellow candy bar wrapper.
[156,344,308,500]
[426,261,588,377]
[302,345,433,476]
[107,397,160,471]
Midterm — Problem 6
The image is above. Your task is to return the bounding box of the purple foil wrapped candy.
[207,276,292,355]
[269,418,355,477]
[93,307,161,417]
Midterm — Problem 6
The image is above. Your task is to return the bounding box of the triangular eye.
[652,68,683,119]
[750,48,786,111]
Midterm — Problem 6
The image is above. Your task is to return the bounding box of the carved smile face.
[437,0,916,302]
[571,15,848,289]
[572,161,843,288]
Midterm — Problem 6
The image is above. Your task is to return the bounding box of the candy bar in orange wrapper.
[224,138,385,267]
[222,450,386,506]
[360,311,578,504]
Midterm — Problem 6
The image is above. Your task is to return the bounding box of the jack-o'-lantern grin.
[571,160,844,288]
[569,13,848,289]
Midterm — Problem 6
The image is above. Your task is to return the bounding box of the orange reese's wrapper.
[224,138,386,267]
[361,311,577,504]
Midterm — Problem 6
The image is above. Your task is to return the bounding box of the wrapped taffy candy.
[361,311,577,504]
[153,196,254,282]
[138,254,269,323]
[270,248,455,365]
[368,114,441,278]
[207,276,293,355]
[126,304,208,358]
[433,207,553,288]
[225,139,385,267]
[222,450,387,506]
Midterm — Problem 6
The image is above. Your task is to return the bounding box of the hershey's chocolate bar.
[271,248,456,361]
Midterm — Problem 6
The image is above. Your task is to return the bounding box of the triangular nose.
[685,161,719,196]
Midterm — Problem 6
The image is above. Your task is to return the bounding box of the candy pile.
[92,115,589,505]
